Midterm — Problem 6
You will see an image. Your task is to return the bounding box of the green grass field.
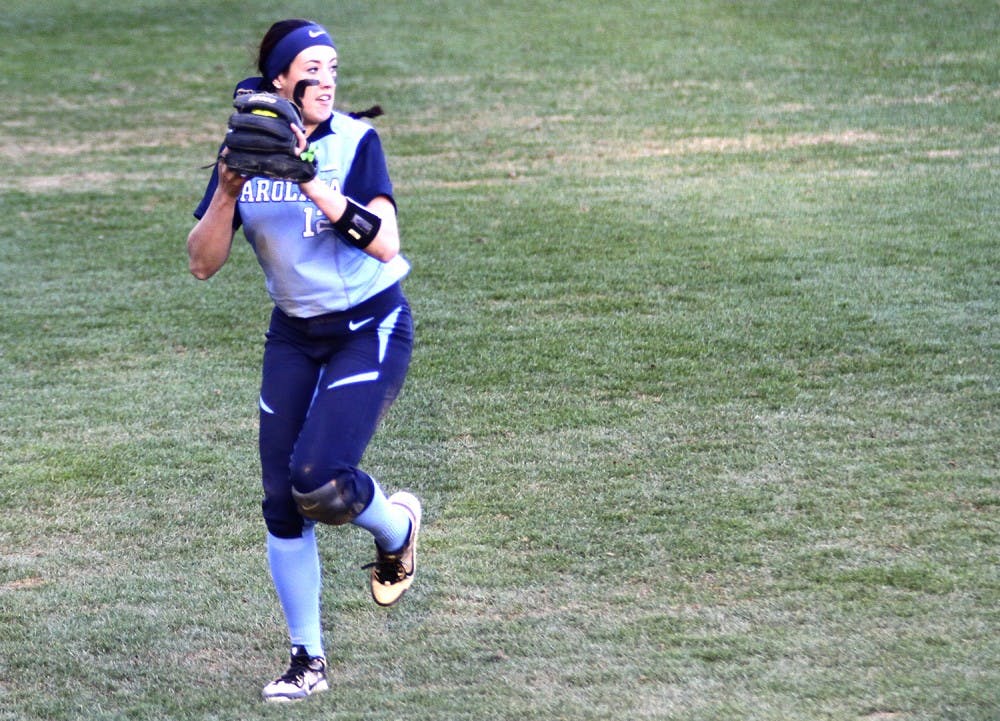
[1,1,997,719]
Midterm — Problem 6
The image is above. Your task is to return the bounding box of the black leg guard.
[291,472,373,526]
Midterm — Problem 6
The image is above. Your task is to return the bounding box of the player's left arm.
[359,195,399,261]
[292,124,400,262]
[299,180,400,262]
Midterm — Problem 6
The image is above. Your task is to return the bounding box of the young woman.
[188,19,422,702]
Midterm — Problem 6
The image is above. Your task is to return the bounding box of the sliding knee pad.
[291,469,373,526]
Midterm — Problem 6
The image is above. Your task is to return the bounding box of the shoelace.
[279,655,314,685]
[362,556,407,584]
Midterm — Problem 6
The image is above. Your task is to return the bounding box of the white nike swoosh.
[349,317,374,331]
[309,30,324,38]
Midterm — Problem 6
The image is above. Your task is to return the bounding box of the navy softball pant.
[258,283,413,538]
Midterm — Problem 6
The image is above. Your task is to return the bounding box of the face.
[275,45,338,128]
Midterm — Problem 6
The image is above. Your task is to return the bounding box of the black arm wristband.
[333,198,382,249]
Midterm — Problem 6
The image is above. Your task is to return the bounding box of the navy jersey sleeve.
[193,160,219,220]
[343,130,395,207]
[192,146,244,229]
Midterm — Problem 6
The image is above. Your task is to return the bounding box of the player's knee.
[261,492,309,539]
[264,516,308,539]
[290,464,374,526]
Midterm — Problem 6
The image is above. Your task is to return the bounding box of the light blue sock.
[352,481,411,552]
[266,527,324,658]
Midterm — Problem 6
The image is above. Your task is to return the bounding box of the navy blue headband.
[264,24,336,81]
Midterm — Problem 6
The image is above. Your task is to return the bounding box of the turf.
[1,1,997,719]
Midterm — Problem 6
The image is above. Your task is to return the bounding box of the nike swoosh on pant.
[349,317,374,331]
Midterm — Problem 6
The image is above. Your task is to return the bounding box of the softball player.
[187,18,422,702]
